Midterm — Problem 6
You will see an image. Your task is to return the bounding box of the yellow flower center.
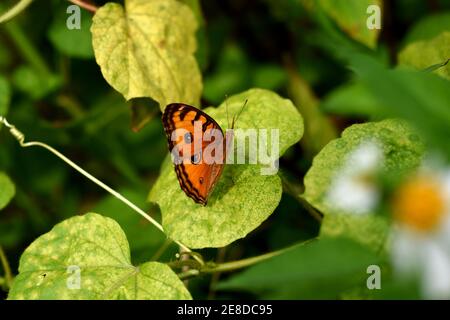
[393,176,446,232]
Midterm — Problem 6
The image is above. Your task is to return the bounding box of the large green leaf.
[218,238,381,299]
[317,0,382,48]
[92,188,168,264]
[0,172,15,210]
[91,0,202,110]
[8,213,191,300]
[399,31,450,80]
[303,119,424,248]
[149,89,303,249]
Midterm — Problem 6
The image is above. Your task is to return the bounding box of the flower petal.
[422,240,450,299]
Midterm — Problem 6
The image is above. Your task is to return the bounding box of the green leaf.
[0,75,11,116]
[0,172,15,210]
[8,213,191,300]
[317,0,382,48]
[303,119,424,247]
[48,4,94,59]
[399,31,450,80]
[402,12,450,45]
[320,213,389,253]
[91,0,202,110]
[218,238,381,299]
[149,89,303,249]
[304,119,424,214]
[92,188,168,264]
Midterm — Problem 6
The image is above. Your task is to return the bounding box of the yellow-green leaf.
[91,0,202,110]
[149,89,303,249]
[8,213,191,300]
[399,31,450,80]
[304,119,424,217]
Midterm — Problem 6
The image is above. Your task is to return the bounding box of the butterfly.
[162,102,246,205]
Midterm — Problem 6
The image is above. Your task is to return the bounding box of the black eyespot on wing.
[191,152,202,165]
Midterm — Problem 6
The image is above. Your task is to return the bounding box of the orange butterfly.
[162,102,245,205]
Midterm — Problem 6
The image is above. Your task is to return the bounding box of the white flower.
[326,141,384,215]
[390,168,450,299]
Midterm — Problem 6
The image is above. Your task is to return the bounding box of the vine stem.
[0,116,198,260]
[0,0,34,24]
[67,0,98,13]
[178,238,317,280]
[0,246,13,289]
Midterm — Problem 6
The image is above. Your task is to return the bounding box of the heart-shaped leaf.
[8,213,191,300]
[149,88,303,249]
[91,0,202,110]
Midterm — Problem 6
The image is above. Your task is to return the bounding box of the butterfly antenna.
[232,99,248,129]
[225,94,231,129]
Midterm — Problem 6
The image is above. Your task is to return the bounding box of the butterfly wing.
[162,103,226,205]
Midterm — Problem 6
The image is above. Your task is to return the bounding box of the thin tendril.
[0,116,200,260]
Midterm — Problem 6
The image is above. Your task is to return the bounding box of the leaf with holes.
[91,0,202,110]
[8,213,191,300]
[149,88,304,249]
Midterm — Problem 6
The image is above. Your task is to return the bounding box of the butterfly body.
[162,103,232,205]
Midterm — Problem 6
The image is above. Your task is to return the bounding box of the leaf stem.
[0,0,34,24]
[0,116,198,260]
[67,0,98,13]
[0,246,13,289]
[202,248,285,274]
[187,238,317,278]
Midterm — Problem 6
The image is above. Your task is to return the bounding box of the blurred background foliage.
[0,0,449,299]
